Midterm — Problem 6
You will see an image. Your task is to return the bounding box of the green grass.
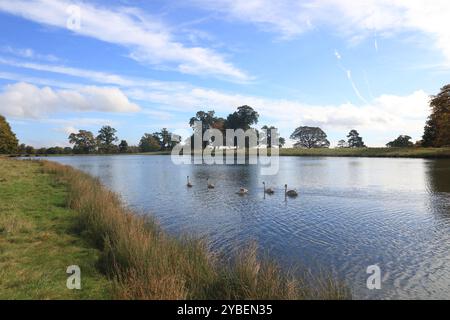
[278,147,450,158]
[0,159,112,299]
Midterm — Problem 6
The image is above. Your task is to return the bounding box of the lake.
[47,155,450,299]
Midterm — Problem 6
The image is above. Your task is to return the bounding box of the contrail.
[346,69,369,105]
[334,49,369,105]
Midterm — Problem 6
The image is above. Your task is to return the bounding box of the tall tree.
[139,134,160,152]
[68,130,97,154]
[189,110,219,149]
[118,140,129,153]
[226,106,259,148]
[347,130,366,148]
[422,117,437,147]
[0,115,18,154]
[386,135,414,148]
[225,105,259,131]
[153,128,176,150]
[290,126,330,148]
[97,125,118,153]
[422,84,450,147]
[260,125,284,148]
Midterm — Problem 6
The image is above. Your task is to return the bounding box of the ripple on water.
[47,155,450,299]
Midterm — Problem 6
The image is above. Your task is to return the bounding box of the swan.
[237,187,248,195]
[207,178,215,189]
[285,184,298,197]
[186,176,193,188]
[263,182,274,195]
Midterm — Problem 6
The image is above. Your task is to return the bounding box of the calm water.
[48,155,450,299]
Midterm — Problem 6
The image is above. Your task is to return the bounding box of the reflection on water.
[48,156,450,299]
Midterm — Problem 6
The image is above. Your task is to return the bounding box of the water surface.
[48,155,450,299]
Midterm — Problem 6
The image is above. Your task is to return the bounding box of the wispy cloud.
[0,0,249,81]
[0,57,191,91]
[1,46,59,62]
[192,0,450,65]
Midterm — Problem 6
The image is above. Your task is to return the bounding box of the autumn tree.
[290,126,330,148]
[0,115,18,154]
[422,84,450,147]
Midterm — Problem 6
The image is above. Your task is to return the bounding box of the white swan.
[237,187,248,195]
[263,182,274,195]
[285,184,298,197]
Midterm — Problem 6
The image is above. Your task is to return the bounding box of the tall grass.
[41,160,350,300]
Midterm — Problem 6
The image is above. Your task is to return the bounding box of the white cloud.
[127,85,430,145]
[0,64,430,146]
[1,46,59,62]
[0,82,140,118]
[0,57,190,91]
[192,0,450,64]
[0,0,249,81]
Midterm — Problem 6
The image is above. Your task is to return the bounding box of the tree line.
[66,126,179,154]
[0,84,449,154]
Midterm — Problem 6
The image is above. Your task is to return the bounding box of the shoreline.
[7,147,450,159]
[0,158,350,300]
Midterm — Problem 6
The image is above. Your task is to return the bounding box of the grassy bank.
[0,158,111,299]
[0,158,350,299]
[279,147,450,158]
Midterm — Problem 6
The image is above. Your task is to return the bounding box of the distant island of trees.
[1,85,449,155]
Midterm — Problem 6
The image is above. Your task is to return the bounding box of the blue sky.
[0,0,449,147]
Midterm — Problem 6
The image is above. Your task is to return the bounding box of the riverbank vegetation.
[0,158,350,299]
